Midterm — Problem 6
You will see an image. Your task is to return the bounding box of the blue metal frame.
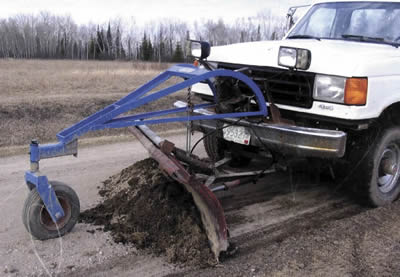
[25,63,268,223]
[25,171,65,222]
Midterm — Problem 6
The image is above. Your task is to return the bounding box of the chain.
[187,86,194,135]
[186,86,194,155]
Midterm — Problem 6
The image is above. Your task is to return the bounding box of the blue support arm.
[25,64,269,223]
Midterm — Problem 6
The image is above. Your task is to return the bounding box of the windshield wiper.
[342,34,399,48]
[342,34,384,42]
[287,35,321,41]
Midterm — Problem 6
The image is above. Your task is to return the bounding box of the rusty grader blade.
[128,126,229,261]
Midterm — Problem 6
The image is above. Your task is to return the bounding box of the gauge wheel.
[22,182,80,240]
[354,127,400,206]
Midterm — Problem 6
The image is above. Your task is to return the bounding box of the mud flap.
[128,126,229,261]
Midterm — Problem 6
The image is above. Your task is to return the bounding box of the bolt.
[55,212,62,219]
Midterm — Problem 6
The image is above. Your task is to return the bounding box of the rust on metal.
[160,140,175,155]
[264,82,294,125]
[128,126,229,260]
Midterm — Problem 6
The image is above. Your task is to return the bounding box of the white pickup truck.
[190,0,400,207]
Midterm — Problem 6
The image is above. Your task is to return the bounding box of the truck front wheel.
[204,132,225,162]
[203,131,251,167]
[354,127,400,206]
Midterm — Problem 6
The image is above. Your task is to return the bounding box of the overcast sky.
[0,0,310,25]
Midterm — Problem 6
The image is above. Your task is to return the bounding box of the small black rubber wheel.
[353,127,400,206]
[22,181,80,240]
[203,131,252,167]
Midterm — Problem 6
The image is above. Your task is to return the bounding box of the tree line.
[0,11,286,62]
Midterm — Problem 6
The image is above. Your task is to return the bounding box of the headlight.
[278,46,311,70]
[313,75,368,105]
[190,40,211,60]
[313,75,346,103]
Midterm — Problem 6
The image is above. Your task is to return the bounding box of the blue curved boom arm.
[25,64,269,223]
[30,64,268,163]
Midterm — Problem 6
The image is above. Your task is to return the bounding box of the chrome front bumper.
[175,101,347,158]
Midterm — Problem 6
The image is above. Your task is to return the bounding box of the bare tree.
[0,10,286,60]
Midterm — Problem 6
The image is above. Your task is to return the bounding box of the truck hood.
[208,39,400,77]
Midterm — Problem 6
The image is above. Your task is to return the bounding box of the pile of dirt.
[80,158,216,267]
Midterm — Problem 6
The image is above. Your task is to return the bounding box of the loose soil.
[172,171,400,277]
[80,158,216,267]
[3,139,400,276]
[79,156,400,276]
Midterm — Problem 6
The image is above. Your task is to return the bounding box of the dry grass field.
[0,59,187,151]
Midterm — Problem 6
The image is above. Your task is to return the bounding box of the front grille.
[217,62,315,108]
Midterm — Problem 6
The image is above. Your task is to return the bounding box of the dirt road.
[1,131,400,276]
[0,132,190,277]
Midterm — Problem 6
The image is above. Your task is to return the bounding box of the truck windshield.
[287,2,400,46]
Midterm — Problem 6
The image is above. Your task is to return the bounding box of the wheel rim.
[39,196,72,231]
[377,143,400,194]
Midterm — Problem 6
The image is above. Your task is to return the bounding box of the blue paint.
[25,171,65,222]
[54,64,267,144]
[29,141,40,163]
[25,63,269,224]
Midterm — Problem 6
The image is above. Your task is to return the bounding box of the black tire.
[352,127,400,206]
[203,131,252,167]
[22,182,80,240]
[204,132,225,162]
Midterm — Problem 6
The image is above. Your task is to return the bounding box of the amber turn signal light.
[344,78,368,105]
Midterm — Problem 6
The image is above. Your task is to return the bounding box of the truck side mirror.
[286,5,311,33]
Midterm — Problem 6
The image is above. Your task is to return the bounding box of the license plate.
[222,125,251,145]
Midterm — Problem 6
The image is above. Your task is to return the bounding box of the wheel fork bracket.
[25,171,65,223]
